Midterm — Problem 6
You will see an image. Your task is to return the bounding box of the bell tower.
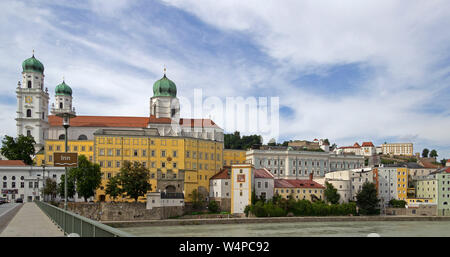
[15,51,49,152]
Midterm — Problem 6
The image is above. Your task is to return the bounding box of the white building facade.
[231,164,253,214]
[246,149,364,180]
[0,162,86,202]
[378,167,399,207]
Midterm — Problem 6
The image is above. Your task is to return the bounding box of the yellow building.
[223,149,247,166]
[397,167,408,200]
[406,198,434,205]
[274,179,325,201]
[94,128,223,202]
[43,140,95,166]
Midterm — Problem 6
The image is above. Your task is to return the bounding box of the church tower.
[15,52,49,151]
[150,70,180,120]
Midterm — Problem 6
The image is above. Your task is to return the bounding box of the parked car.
[0,198,7,204]
[15,198,23,203]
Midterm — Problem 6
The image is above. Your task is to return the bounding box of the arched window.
[27,81,32,88]
[59,102,63,109]
[20,176,24,180]
[59,134,65,140]
[27,130,31,137]
[26,109,32,117]
[12,176,15,180]
[42,112,45,120]
[2,176,6,180]
[78,135,88,140]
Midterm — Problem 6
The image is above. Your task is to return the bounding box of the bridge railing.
[35,201,134,237]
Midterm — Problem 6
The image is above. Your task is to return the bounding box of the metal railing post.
[35,201,133,237]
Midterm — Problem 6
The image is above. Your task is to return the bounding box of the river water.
[120,220,450,237]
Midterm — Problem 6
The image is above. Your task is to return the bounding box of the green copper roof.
[22,55,44,74]
[55,81,72,96]
[153,74,177,97]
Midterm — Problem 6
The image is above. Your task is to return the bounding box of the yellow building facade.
[274,179,325,201]
[93,130,223,202]
[223,149,247,166]
[42,140,95,166]
[397,167,408,200]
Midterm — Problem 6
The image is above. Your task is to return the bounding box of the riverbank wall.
[103,215,450,228]
[57,202,183,221]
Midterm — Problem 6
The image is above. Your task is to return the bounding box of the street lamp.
[41,163,46,201]
[51,92,76,210]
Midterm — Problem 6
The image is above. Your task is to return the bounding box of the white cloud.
[1,0,450,158]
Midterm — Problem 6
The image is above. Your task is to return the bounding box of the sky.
[0,0,449,159]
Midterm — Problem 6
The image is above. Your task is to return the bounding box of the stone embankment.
[103,215,450,228]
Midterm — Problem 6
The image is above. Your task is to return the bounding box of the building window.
[78,135,88,140]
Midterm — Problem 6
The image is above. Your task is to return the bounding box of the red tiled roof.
[339,146,360,149]
[0,160,26,166]
[353,142,361,147]
[48,115,157,128]
[254,168,274,179]
[210,168,230,180]
[274,179,325,189]
[447,160,450,163]
[361,142,374,147]
[421,161,439,169]
[49,115,221,129]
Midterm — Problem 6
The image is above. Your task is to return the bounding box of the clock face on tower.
[25,96,33,104]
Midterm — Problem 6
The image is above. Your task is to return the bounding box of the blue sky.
[0,0,450,159]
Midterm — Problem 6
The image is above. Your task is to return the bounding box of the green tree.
[430,149,438,158]
[70,155,102,202]
[105,175,122,201]
[58,173,76,199]
[323,139,330,145]
[389,199,406,208]
[1,135,36,165]
[422,148,429,158]
[224,131,262,150]
[119,161,152,202]
[42,178,58,201]
[324,182,340,204]
[440,159,448,166]
[189,189,205,209]
[356,182,380,215]
[208,201,219,213]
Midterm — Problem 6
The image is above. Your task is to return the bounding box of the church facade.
[16,53,225,202]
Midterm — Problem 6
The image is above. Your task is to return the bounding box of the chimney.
[309,172,313,181]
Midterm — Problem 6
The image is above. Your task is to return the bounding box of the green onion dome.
[153,74,177,97]
[55,80,72,96]
[22,54,44,74]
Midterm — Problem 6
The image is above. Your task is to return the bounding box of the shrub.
[208,201,219,213]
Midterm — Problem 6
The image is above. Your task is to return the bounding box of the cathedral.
[16,53,224,150]
[15,52,229,202]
